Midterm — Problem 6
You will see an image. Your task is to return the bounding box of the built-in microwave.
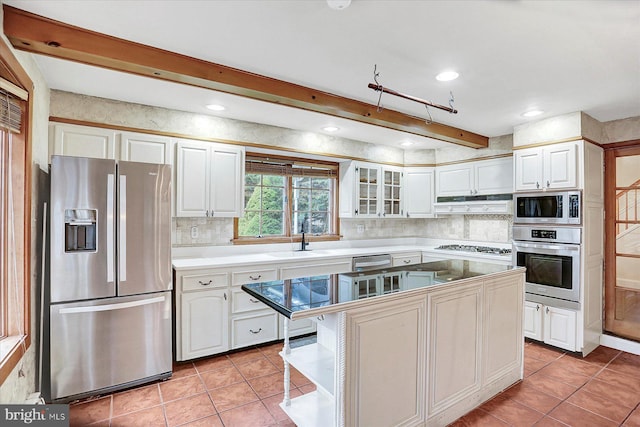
[513,191,581,225]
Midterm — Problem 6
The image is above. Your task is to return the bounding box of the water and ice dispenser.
[64,209,97,252]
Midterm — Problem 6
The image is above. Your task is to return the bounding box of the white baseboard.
[600,334,640,356]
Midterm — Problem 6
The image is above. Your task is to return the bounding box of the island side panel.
[343,295,427,427]
[427,283,484,419]
[483,274,524,385]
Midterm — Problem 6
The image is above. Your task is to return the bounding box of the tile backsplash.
[172,214,512,247]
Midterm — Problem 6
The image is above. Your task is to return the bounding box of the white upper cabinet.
[175,139,245,217]
[403,167,435,218]
[119,131,172,164]
[51,123,172,166]
[475,158,514,195]
[436,157,512,197]
[52,123,116,160]
[514,142,578,191]
[339,161,404,218]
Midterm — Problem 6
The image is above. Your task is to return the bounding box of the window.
[235,154,339,243]
[0,50,32,383]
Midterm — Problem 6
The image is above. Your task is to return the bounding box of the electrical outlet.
[356,224,364,233]
[190,226,198,239]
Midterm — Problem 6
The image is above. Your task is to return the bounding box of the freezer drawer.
[49,292,172,401]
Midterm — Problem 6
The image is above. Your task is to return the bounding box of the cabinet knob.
[224,293,227,301]
[536,182,540,189]
[546,180,550,188]
[249,328,262,334]
[536,304,540,311]
[249,298,260,304]
[546,307,549,314]
[198,280,213,286]
[205,210,209,217]
[403,259,411,264]
[317,315,325,321]
[249,275,262,281]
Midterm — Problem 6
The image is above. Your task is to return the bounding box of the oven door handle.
[513,242,580,251]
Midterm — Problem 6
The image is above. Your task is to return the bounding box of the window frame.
[233,153,340,245]
[0,36,33,385]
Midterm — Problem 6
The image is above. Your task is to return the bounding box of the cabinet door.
[428,285,482,416]
[544,143,577,189]
[544,306,577,351]
[210,145,245,217]
[52,123,116,160]
[180,289,229,360]
[356,164,380,217]
[484,276,523,384]
[475,158,513,195]
[436,163,473,197]
[382,167,403,217]
[119,131,172,165]
[523,301,543,341]
[404,168,434,218]
[514,148,543,191]
[175,140,210,217]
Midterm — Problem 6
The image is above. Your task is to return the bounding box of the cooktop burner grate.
[435,244,512,255]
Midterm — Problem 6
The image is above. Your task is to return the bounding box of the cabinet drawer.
[231,267,278,286]
[231,312,278,349]
[392,254,422,267]
[278,315,317,339]
[280,259,352,280]
[181,272,229,292]
[231,288,268,314]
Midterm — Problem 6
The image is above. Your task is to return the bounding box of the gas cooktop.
[435,244,512,255]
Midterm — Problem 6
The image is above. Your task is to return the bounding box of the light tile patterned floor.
[69,340,640,426]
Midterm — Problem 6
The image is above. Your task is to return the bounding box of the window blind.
[0,89,22,134]
[246,155,337,178]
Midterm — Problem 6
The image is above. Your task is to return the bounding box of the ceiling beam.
[3,5,489,149]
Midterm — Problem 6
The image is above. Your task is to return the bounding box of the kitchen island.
[242,259,525,427]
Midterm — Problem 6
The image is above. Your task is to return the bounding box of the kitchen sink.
[266,250,330,258]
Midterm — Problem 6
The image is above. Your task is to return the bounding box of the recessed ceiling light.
[435,71,459,82]
[400,141,414,147]
[522,110,544,118]
[327,0,351,10]
[322,126,340,132]
[206,104,226,111]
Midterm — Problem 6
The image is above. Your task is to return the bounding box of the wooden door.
[605,143,640,340]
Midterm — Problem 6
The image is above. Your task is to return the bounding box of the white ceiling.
[5,0,640,150]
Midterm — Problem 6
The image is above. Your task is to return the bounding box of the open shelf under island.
[242,259,526,427]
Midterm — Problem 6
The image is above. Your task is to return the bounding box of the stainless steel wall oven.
[513,225,581,306]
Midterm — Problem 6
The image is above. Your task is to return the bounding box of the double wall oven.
[513,191,582,309]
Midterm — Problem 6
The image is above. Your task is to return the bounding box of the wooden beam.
[3,5,489,149]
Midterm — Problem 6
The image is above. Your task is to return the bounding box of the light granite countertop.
[171,238,512,270]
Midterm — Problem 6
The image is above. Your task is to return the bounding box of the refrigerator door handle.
[119,174,127,282]
[58,295,166,314]
[107,173,115,284]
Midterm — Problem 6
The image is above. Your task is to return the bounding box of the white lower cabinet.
[523,301,543,341]
[391,251,422,267]
[179,289,229,361]
[231,312,278,349]
[524,301,577,351]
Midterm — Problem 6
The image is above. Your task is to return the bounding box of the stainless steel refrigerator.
[46,155,172,402]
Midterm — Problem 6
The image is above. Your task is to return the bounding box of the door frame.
[604,140,640,339]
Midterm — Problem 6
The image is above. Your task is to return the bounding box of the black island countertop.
[242,258,518,319]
